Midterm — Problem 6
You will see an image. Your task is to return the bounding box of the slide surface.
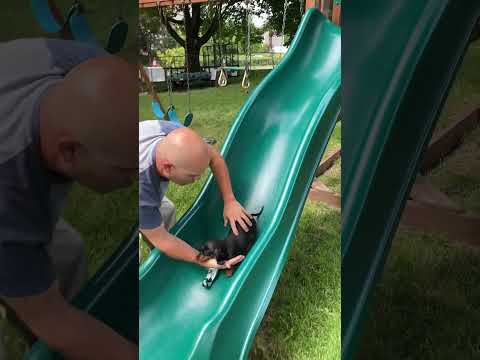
[25,228,139,359]
[342,1,480,359]
[140,9,340,360]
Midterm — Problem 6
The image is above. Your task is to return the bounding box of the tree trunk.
[186,40,202,73]
[161,3,221,73]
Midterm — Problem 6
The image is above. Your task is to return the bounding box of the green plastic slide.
[342,1,480,359]
[25,228,139,359]
[139,9,340,360]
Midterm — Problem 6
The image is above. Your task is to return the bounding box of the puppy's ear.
[196,252,210,263]
[197,245,210,262]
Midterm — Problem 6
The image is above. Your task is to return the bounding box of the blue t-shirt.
[0,39,108,297]
[139,120,184,230]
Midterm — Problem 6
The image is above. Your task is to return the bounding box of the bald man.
[0,39,137,359]
[139,120,252,269]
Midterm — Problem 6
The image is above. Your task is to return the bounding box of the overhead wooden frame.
[139,0,211,8]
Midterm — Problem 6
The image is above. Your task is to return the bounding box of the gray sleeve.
[45,38,109,74]
[0,148,55,297]
[139,168,164,230]
[0,245,55,298]
[139,206,163,230]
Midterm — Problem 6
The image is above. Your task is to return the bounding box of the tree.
[258,0,304,46]
[140,1,248,72]
[139,0,304,71]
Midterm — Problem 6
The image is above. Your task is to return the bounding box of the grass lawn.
[139,69,341,359]
[0,2,138,358]
[358,40,480,359]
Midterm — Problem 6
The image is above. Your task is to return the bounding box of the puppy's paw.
[225,268,234,277]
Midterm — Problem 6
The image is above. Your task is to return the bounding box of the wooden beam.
[309,181,341,209]
[400,200,480,247]
[308,184,480,247]
[316,148,340,176]
[305,0,321,11]
[410,175,461,211]
[421,103,480,172]
[332,3,341,25]
[138,65,169,120]
[139,0,210,8]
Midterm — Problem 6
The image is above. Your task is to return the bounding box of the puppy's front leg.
[225,268,235,277]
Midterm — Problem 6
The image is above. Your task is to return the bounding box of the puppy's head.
[197,240,226,262]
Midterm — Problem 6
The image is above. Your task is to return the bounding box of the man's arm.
[207,146,252,234]
[141,225,243,269]
[2,282,137,360]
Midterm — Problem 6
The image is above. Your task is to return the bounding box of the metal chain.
[299,0,303,16]
[216,1,227,87]
[183,3,192,113]
[246,0,251,67]
[281,0,289,46]
[167,68,173,106]
[156,1,173,107]
[217,2,224,66]
[242,0,251,89]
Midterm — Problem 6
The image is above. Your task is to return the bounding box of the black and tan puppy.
[197,207,264,276]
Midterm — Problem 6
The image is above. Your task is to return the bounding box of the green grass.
[359,232,480,360]
[251,203,340,360]
[436,39,480,131]
[140,69,341,359]
[358,39,480,359]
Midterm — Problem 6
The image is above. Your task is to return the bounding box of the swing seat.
[167,105,182,124]
[31,0,62,33]
[166,106,193,127]
[183,112,193,127]
[106,20,128,54]
[151,100,166,120]
[68,5,98,45]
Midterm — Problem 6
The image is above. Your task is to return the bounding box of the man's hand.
[223,199,253,235]
[2,282,137,360]
[197,254,245,269]
[208,146,252,235]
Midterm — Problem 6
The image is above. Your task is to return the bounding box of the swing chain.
[183,3,192,113]
[281,0,289,46]
[242,0,251,90]
[156,1,174,107]
[217,2,228,87]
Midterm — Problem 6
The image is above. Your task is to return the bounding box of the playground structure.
[25,2,341,359]
[340,1,480,360]
[139,0,341,85]
[139,7,340,359]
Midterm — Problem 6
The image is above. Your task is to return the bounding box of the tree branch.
[198,10,220,45]
[160,7,185,47]
[191,3,202,36]
[166,17,183,25]
[223,0,242,13]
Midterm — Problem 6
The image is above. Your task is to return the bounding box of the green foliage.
[259,0,305,46]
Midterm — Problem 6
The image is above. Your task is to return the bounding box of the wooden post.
[321,0,333,19]
[305,0,321,11]
[332,1,341,25]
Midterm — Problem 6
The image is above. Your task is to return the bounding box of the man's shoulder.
[139,120,184,137]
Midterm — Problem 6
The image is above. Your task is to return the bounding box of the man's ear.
[158,159,174,177]
[56,137,81,174]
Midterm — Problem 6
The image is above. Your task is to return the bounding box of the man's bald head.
[156,127,211,185]
[39,55,138,192]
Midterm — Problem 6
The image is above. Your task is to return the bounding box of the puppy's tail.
[250,206,264,218]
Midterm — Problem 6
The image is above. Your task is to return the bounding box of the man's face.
[168,164,204,185]
[68,144,137,193]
